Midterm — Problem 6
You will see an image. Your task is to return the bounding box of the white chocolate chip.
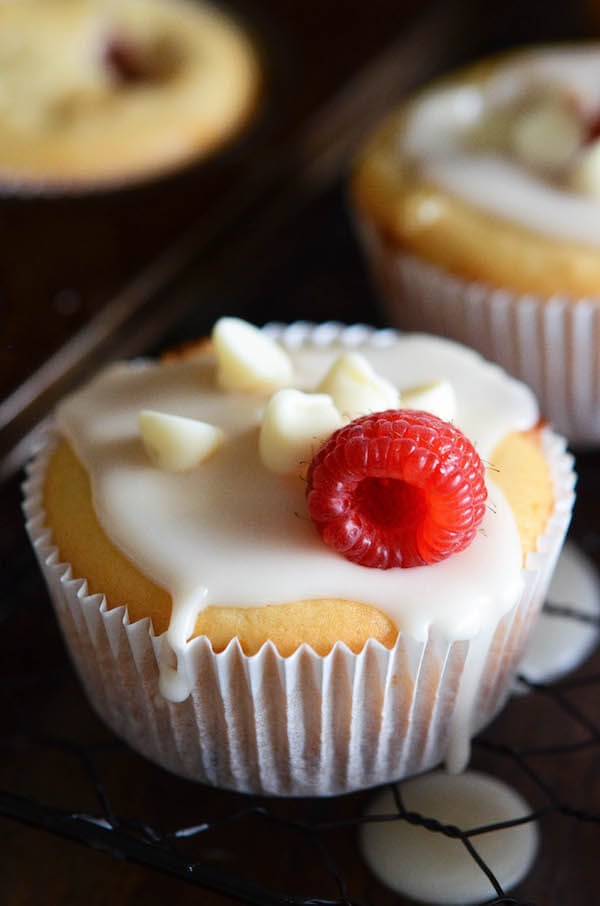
[569,138,600,198]
[471,108,516,152]
[138,410,224,472]
[510,97,583,171]
[401,379,456,422]
[212,317,293,392]
[259,389,343,475]
[316,352,400,421]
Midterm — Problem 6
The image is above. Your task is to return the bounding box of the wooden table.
[1,1,599,904]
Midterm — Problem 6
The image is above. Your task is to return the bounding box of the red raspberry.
[306,409,487,569]
[587,112,600,144]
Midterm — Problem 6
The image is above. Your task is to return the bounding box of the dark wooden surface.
[1,0,599,904]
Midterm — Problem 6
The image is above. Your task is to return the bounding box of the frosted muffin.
[0,0,259,189]
[24,320,575,795]
[352,45,600,445]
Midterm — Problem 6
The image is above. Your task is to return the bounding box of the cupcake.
[352,45,600,446]
[24,319,575,795]
[0,0,259,190]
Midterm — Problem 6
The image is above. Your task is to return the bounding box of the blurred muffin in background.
[351,45,600,446]
[0,0,260,189]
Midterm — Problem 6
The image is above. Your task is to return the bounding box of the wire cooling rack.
[1,497,599,906]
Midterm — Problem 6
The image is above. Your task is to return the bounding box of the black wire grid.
[1,521,599,906]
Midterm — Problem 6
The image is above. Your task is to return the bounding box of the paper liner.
[356,219,600,447]
[23,378,575,798]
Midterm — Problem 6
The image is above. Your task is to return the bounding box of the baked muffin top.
[400,47,600,244]
[0,0,259,187]
[47,321,550,693]
[353,46,600,293]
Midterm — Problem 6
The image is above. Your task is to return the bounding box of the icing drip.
[446,620,499,773]
[161,587,208,702]
[56,331,537,716]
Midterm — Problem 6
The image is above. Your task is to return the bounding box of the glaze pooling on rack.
[361,770,539,903]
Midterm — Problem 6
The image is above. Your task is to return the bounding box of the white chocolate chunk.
[259,389,343,475]
[471,108,516,153]
[510,97,583,171]
[569,139,600,198]
[401,379,456,422]
[212,317,293,392]
[139,410,224,472]
[316,352,400,421]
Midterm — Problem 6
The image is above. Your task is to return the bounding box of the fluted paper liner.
[24,423,574,797]
[356,220,600,447]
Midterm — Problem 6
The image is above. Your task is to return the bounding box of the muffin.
[0,0,259,190]
[24,319,575,795]
[352,45,600,446]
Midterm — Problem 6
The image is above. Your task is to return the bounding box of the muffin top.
[0,0,259,187]
[52,321,546,699]
[357,46,600,247]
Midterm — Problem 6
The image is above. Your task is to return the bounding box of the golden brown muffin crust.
[43,426,553,656]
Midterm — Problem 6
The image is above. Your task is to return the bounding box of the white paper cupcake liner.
[22,338,575,797]
[356,220,600,447]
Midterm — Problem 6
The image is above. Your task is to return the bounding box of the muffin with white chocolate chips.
[0,0,259,190]
[24,318,575,795]
[352,45,600,445]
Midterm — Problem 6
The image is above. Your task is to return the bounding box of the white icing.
[56,331,538,709]
[447,619,499,773]
[360,771,538,904]
[403,47,600,245]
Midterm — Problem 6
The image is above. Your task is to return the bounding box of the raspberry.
[587,112,600,144]
[104,36,149,83]
[306,409,487,569]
